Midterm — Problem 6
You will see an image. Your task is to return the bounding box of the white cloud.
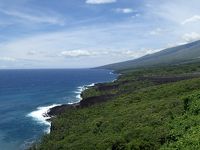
[122,50,136,57]
[60,50,95,57]
[86,0,116,4]
[115,8,134,14]
[182,32,200,42]
[149,28,163,35]
[0,9,65,25]
[120,48,162,59]
[131,13,141,18]
[182,15,200,25]
[107,48,163,60]
[0,65,8,69]
[27,51,37,55]
[0,57,16,62]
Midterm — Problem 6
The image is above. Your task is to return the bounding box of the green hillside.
[100,40,200,71]
[31,62,200,150]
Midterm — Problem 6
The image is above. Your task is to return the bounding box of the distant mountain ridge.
[100,40,200,70]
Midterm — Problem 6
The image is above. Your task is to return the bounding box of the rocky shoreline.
[46,80,118,131]
[47,87,115,117]
[46,73,200,119]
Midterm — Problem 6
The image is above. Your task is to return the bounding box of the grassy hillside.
[100,40,200,71]
[31,62,200,150]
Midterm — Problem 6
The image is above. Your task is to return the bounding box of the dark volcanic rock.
[96,84,119,91]
[48,104,75,117]
[48,94,115,116]
[78,94,114,108]
[48,74,200,118]
[138,75,198,84]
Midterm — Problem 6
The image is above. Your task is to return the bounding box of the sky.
[0,0,200,69]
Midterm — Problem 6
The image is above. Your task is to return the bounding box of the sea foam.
[26,104,61,133]
[27,83,95,133]
[75,83,95,100]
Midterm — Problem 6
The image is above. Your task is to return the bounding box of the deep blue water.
[0,69,117,150]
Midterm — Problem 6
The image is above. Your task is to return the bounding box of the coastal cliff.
[31,62,200,150]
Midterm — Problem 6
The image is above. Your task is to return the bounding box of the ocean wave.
[27,83,95,134]
[75,83,95,100]
[26,104,61,133]
[112,79,117,82]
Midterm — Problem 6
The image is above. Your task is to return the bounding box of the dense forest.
[31,62,200,150]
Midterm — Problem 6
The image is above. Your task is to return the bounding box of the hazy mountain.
[100,40,200,70]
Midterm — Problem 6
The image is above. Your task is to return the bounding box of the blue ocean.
[0,69,117,150]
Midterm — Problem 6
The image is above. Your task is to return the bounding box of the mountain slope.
[100,40,200,71]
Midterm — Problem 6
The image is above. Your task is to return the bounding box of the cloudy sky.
[0,0,200,69]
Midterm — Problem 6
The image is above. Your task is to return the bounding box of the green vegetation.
[161,92,200,150]
[31,62,200,150]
